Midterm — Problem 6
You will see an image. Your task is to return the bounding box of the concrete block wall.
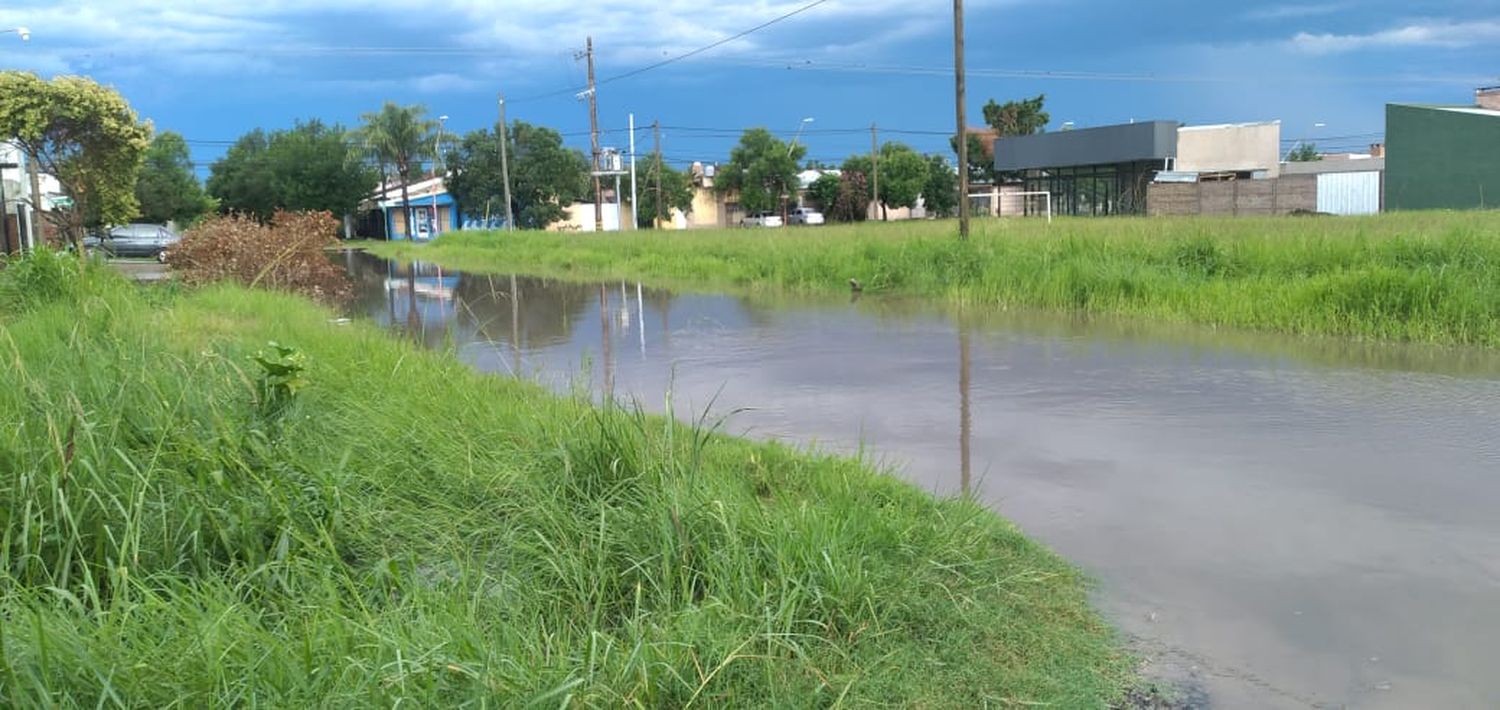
[1146,175,1316,216]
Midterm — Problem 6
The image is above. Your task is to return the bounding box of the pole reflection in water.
[405,265,421,340]
[511,273,521,375]
[637,282,646,356]
[958,312,973,496]
[599,283,614,396]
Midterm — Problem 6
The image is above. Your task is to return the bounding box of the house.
[0,141,62,252]
[367,177,503,240]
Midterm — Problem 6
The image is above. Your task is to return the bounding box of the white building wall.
[1316,172,1381,215]
[1176,122,1282,178]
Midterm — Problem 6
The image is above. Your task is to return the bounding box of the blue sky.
[2,0,1497,176]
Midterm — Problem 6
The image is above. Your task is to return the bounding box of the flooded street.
[345,252,1500,709]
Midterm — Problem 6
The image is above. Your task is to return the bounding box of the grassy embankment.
[371,213,1500,347]
[0,251,1133,706]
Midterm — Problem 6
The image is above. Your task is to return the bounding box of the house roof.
[1389,103,1500,118]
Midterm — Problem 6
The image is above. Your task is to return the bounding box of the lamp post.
[787,117,814,157]
[4,28,33,249]
[431,114,448,237]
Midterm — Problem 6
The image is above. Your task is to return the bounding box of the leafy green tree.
[1287,142,1321,162]
[445,121,590,230]
[358,103,437,238]
[716,128,804,215]
[631,152,693,228]
[806,172,842,212]
[983,94,1050,136]
[949,132,997,184]
[0,71,152,249]
[923,154,959,218]
[842,142,927,220]
[207,121,375,221]
[136,132,215,225]
[831,171,870,223]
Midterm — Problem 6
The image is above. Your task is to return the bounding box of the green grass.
[0,254,1134,706]
[370,213,1500,347]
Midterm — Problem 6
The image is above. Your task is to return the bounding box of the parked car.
[741,213,784,228]
[788,207,825,226]
[101,224,180,262]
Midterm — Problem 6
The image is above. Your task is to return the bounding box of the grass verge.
[0,254,1134,706]
[369,213,1500,347]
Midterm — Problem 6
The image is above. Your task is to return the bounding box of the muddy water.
[345,253,1500,709]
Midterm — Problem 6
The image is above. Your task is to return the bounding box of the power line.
[510,0,833,103]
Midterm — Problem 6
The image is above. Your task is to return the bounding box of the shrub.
[166,211,351,304]
[0,247,86,315]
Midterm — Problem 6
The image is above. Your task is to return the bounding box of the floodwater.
[342,252,1500,709]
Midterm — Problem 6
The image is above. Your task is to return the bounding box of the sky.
[1,0,1497,177]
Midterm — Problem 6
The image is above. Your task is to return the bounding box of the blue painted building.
[372,177,506,240]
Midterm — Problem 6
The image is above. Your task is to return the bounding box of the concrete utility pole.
[498,95,516,231]
[870,123,881,221]
[628,113,638,230]
[954,0,971,240]
[583,37,604,232]
[653,120,663,228]
[26,153,41,248]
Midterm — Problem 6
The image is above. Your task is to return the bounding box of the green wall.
[1387,104,1500,211]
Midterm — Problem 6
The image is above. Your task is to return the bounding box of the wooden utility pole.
[870,123,881,221]
[653,120,663,228]
[954,0,971,240]
[584,37,604,232]
[497,94,516,231]
[26,154,42,248]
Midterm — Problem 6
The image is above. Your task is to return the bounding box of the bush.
[166,211,351,304]
[0,247,87,315]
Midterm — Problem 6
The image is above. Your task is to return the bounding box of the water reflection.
[342,250,1500,709]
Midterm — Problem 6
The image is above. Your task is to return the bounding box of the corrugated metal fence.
[1316,172,1382,215]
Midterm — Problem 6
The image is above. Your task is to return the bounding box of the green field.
[0,251,1134,706]
[371,213,1500,347]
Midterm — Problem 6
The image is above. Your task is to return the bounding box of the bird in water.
[849,278,863,293]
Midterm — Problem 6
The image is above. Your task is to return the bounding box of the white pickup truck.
[741,212,784,228]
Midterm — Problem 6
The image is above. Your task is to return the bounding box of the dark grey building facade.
[994,121,1179,216]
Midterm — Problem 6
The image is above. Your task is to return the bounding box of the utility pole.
[628,113,638,230]
[953,0,971,240]
[583,37,604,232]
[25,153,41,249]
[870,123,881,221]
[653,120,663,228]
[498,94,516,231]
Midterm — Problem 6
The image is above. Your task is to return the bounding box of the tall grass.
[371,213,1500,346]
[0,256,1133,706]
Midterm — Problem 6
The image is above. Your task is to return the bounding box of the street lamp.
[788,117,814,157]
[2,27,29,41]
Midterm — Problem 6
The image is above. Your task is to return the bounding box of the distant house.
[0,141,63,252]
[366,177,504,240]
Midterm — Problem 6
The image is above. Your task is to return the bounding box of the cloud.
[1292,18,1500,53]
[1244,3,1351,22]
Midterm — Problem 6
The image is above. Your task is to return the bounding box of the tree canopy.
[136,131,215,226]
[0,71,151,246]
[843,142,927,220]
[207,121,375,221]
[983,94,1050,136]
[923,154,959,218]
[444,121,589,230]
[1287,142,1321,162]
[631,152,693,228]
[806,172,841,213]
[716,128,804,215]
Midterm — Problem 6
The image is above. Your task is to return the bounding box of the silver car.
[103,224,180,262]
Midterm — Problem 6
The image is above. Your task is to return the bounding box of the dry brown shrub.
[166,211,352,304]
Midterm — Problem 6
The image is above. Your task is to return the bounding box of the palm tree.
[359,102,437,240]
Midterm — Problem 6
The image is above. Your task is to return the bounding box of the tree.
[949,132,996,185]
[136,132,215,226]
[445,121,590,230]
[923,154,959,219]
[842,142,927,220]
[716,128,804,215]
[829,171,870,223]
[0,71,151,249]
[806,172,842,213]
[630,152,693,228]
[206,121,375,222]
[983,94,1050,136]
[1287,142,1321,162]
[358,103,437,239]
